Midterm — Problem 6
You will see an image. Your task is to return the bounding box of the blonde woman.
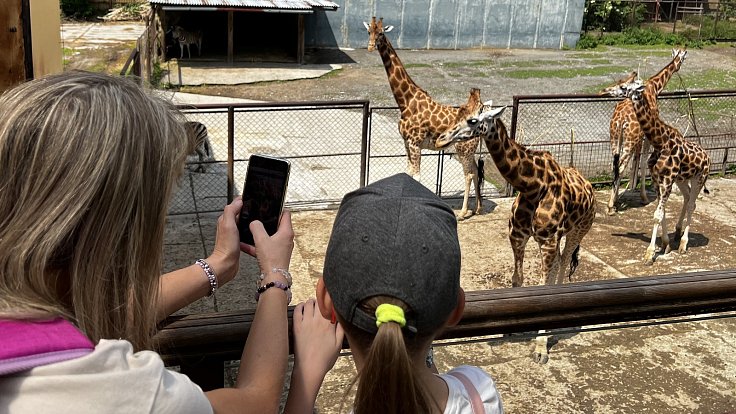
[0,71,294,414]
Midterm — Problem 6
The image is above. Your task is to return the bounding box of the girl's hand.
[292,299,344,380]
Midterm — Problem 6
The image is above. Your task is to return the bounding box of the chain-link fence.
[170,101,369,215]
[511,89,736,192]
[169,90,736,215]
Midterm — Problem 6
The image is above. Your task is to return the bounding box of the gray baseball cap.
[323,173,461,335]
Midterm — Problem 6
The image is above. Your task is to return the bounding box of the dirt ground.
[187,44,736,107]
[166,177,736,414]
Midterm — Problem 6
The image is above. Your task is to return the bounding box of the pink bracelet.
[195,259,218,297]
[255,281,292,304]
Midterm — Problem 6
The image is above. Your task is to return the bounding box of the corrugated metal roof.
[149,0,339,10]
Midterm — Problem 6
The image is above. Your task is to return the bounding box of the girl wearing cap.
[0,71,294,414]
[285,173,503,414]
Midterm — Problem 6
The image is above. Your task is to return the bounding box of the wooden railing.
[155,269,736,390]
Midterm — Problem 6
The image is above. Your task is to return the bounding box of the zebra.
[185,121,214,173]
[171,26,202,60]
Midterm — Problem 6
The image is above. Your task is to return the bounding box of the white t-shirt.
[0,339,212,414]
[440,365,504,414]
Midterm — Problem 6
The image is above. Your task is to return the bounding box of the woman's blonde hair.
[0,71,191,350]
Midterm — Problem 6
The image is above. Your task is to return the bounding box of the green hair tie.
[375,303,406,328]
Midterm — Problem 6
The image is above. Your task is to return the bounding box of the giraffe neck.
[485,120,546,195]
[631,87,669,150]
[376,33,421,111]
[648,56,681,95]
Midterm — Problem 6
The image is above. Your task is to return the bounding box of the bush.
[61,0,94,19]
[576,27,712,49]
[576,34,600,49]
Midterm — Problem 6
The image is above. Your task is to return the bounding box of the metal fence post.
[360,102,370,187]
[227,106,234,201]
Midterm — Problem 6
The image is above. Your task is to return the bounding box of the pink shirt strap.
[447,371,485,414]
[0,318,94,375]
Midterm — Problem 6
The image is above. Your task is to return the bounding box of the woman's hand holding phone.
[246,210,295,278]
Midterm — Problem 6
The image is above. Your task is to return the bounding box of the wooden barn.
[1,0,63,92]
[148,0,340,64]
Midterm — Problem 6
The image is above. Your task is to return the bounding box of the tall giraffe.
[604,49,690,215]
[364,16,484,219]
[440,103,596,364]
[602,50,711,264]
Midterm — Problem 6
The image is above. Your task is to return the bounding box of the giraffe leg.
[607,155,623,215]
[509,229,530,288]
[404,141,421,180]
[674,181,691,241]
[678,177,703,254]
[534,329,550,364]
[458,166,474,220]
[533,237,560,364]
[646,183,672,263]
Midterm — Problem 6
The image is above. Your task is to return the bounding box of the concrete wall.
[306,0,584,50]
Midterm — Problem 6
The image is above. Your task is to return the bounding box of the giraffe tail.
[477,156,485,183]
[612,153,620,183]
[567,245,581,282]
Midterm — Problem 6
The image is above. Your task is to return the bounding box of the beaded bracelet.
[195,259,218,297]
[258,267,292,287]
[255,281,292,304]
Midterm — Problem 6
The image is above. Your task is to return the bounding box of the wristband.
[255,281,292,304]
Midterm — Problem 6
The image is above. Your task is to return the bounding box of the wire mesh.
[513,90,736,185]
[168,91,736,215]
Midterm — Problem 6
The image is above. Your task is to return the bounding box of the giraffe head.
[671,47,688,72]
[599,71,638,97]
[620,78,646,102]
[437,101,506,145]
[363,17,394,52]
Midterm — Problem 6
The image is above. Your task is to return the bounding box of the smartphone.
[237,154,291,245]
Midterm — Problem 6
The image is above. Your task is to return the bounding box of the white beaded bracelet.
[195,259,218,297]
[258,267,292,287]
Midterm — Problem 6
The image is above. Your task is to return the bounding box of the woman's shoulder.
[0,339,212,414]
[441,365,504,414]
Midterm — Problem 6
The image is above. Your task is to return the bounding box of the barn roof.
[148,0,339,12]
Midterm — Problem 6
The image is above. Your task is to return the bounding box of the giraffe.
[603,49,690,215]
[440,103,596,364]
[603,71,649,215]
[364,16,484,219]
[602,50,711,264]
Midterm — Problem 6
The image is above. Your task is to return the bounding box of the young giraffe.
[602,50,711,264]
[364,17,484,219]
[440,103,596,364]
[604,49,690,215]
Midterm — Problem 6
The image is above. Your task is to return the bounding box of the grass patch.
[442,60,493,68]
[404,63,432,69]
[503,65,631,79]
[499,60,572,68]
[583,68,736,94]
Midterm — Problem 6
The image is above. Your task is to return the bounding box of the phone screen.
[237,155,291,245]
